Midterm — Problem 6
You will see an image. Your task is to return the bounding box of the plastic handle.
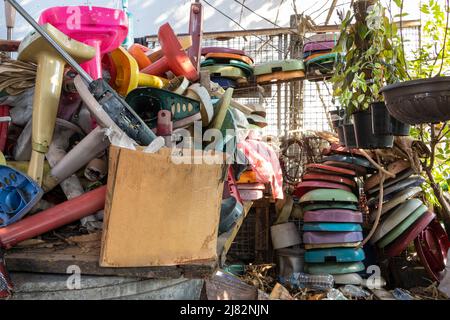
[5,2,16,28]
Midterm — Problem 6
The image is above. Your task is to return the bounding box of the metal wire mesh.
[146,25,421,136]
[202,34,291,137]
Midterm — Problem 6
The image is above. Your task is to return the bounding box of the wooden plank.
[216,201,253,266]
[5,240,216,279]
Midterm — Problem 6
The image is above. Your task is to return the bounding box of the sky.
[0,0,424,41]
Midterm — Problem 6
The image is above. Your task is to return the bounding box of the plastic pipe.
[4,1,15,59]
[43,126,110,192]
[46,119,85,200]
[0,186,106,249]
[188,1,203,71]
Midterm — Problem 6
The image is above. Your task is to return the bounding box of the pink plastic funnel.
[39,6,128,80]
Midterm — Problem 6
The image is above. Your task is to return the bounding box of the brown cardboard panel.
[100,146,225,267]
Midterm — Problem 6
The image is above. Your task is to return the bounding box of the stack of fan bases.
[236,169,265,201]
[294,152,376,284]
[200,47,254,88]
[303,33,338,80]
[254,59,305,85]
[365,159,437,259]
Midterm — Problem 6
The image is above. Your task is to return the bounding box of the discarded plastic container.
[0,186,106,249]
[0,165,43,227]
[39,6,129,80]
[288,272,334,291]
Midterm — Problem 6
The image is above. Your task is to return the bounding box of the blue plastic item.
[0,165,44,227]
[211,76,237,89]
[121,0,134,49]
[303,223,362,232]
[219,197,243,234]
[305,248,366,263]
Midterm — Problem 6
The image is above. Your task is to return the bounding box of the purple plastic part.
[188,2,203,71]
[303,41,335,52]
[239,189,263,201]
[303,209,363,223]
[303,231,363,244]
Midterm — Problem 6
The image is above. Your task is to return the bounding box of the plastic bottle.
[326,288,348,300]
[392,288,414,300]
[288,272,334,291]
[340,285,371,298]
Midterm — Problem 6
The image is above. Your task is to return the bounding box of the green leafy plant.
[405,0,450,231]
[408,0,450,78]
[331,0,407,116]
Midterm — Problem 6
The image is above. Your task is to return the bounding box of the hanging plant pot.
[336,125,345,146]
[380,77,450,125]
[371,102,390,135]
[343,123,357,148]
[353,109,394,149]
[371,102,411,136]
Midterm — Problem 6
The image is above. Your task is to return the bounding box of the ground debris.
[409,283,449,300]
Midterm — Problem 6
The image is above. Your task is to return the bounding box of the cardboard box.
[100,145,226,267]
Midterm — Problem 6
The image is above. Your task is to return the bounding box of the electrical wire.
[203,0,291,55]
[274,0,285,25]
[308,0,332,17]
[238,0,246,24]
[313,1,352,22]
[232,0,294,31]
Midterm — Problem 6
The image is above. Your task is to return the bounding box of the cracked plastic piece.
[0,165,43,227]
[126,87,202,129]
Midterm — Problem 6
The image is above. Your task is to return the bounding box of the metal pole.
[277,35,282,136]
[4,0,93,83]
[4,1,15,57]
